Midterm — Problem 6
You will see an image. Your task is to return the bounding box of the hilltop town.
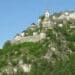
[10,10,75,44]
[0,10,75,75]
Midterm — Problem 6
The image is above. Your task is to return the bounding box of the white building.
[20,32,25,37]
[14,35,21,40]
[41,11,53,29]
[45,10,50,18]
[38,18,41,25]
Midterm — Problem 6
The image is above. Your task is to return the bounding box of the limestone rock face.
[1,10,75,75]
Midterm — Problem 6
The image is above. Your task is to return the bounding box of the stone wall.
[11,33,46,44]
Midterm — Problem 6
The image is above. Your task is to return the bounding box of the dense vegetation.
[0,12,75,75]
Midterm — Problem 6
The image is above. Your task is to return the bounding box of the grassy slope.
[0,21,75,75]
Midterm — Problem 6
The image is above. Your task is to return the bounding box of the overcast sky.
[0,0,75,48]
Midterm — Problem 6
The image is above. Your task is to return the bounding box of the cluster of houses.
[10,11,75,44]
[10,11,51,44]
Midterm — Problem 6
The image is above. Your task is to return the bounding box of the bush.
[3,40,11,49]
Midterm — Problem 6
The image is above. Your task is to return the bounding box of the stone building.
[41,11,53,29]
[29,23,37,31]
[11,11,53,44]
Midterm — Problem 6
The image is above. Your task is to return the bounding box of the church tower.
[38,0,53,31]
[45,10,50,18]
[45,0,50,18]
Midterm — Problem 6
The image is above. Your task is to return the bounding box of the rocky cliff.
[0,11,75,75]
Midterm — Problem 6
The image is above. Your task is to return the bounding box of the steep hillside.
[0,11,75,75]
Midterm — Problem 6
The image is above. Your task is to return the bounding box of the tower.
[45,10,50,18]
[45,0,50,18]
[39,0,53,31]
